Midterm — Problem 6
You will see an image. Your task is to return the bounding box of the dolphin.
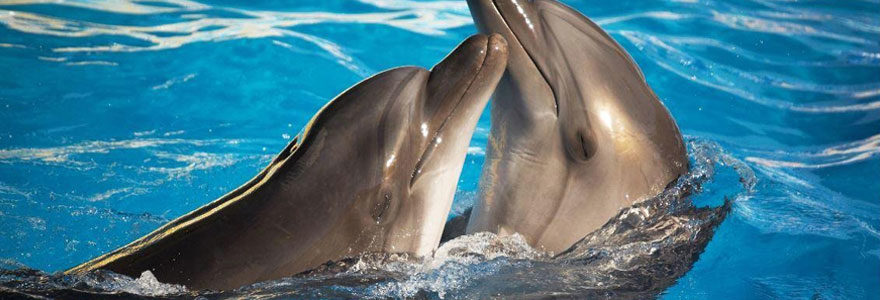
[66,34,509,290]
[463,0,689,253]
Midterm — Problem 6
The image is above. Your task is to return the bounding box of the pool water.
[0,0,878,298]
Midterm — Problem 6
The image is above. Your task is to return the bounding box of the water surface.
[0,0,878,298]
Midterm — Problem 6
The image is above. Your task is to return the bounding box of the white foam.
[84,270,188,296]
[356,232,547,298]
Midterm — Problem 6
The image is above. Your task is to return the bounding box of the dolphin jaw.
[410,34,507,188]
[471,0,561,117]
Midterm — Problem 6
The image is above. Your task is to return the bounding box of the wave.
[620,30,880,113]
[745,133,880,169]
[734,133,880,240]
[736,163,880,240]
[0,0,877,297]
[2,0,876,84]
[0,0,208,15]
[150,73,196,90]
[0,0,471,76]
[0,137,237,164]
[64,60,118,66]
[709,11,873,45]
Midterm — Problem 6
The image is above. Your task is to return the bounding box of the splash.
[81,270,187,296]
[0,268,186,298]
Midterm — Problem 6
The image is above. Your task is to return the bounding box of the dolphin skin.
[66,34,509,290]
[464,0,689,253]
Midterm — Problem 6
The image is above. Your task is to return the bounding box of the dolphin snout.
[424,33,508,116]
[484,33,509,72]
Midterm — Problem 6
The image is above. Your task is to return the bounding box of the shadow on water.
[0,139,755,299]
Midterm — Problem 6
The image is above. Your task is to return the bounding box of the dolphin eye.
[566,130,597,162]
[579,132,597,159]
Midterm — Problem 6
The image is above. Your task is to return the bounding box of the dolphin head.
[67,34,510,289]
[465,0,688,252]
[384,33,509,253]
[283,34,508,256]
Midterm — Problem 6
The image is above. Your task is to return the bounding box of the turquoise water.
[0,0,878,298]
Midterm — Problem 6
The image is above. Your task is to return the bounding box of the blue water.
[0,0,878,298]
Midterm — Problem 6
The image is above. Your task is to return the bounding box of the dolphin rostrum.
[66,34,509,290]
[464,0,689,253]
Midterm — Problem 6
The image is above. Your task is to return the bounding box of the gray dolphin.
[464,0,689,253]
[66,34,509,290]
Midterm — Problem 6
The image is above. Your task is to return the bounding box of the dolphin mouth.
[486,0,560,115]
[409,34,505,186]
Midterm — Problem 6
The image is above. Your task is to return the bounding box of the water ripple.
[0,0,877,297]
[595,11,694,26]
[745,133,880,169]
[0,138,238,165]
[151,73,196,90]
[0,0,471,75]
[736,164,880,240]
[0,0,208,15]
[621,30,880,113]
[710,10,873,45]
